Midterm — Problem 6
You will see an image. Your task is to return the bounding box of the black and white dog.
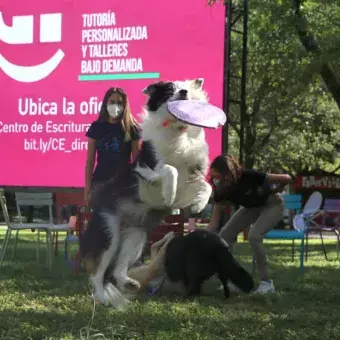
[80,79,213,309]
[136,79,212,213]
[165,230,254,297]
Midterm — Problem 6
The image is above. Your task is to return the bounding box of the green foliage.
[216,0,340,173]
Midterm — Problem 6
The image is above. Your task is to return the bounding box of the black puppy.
[164,229,254,297]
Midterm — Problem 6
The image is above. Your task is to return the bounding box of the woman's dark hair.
[210,155,243,188]
[98,87,137,141]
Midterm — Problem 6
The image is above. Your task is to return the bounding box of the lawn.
[0,229,340,340]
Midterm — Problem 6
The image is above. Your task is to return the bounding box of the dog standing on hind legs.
[80,78,215,309]
[81,203,170,309]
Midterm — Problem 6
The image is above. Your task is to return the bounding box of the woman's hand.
[150,232,175,268]
[281,174,292,183]
[271,183,287,194]
[268,173,292,194]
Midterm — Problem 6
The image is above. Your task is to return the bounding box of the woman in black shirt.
[85,87,141,208]
[207,155,292,294]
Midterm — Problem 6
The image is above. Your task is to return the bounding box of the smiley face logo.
[0,12,65,83]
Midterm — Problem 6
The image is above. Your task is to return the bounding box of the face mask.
[212,178,220,187]
[107,104,123,118]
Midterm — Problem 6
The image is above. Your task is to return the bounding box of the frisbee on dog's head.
[167,100,227,129]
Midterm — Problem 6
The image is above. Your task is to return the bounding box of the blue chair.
[265,194,302,260]
[263,192,322,274]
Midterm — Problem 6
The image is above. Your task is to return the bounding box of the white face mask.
[107,104,123,118]
[213,178,220,187]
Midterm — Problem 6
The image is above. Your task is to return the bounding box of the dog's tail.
[218,248,254,293]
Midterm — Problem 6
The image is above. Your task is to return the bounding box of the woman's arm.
[127,263,160,292]
[206,204,222,232]
[267,173,292,184]
[127,233,174,292]
[85,138,96,205]
[131,139,141,161]
[267,173,292,194]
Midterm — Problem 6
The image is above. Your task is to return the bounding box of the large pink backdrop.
[0,0,225,187]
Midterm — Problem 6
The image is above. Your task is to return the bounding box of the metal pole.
[239,0,248,164]
[222,0,232,155]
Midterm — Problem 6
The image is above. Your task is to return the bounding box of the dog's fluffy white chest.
[137,129,211,212]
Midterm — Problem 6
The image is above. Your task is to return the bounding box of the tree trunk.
[244,149,255,168]
[292,0,340,109]
[243,115,255,168]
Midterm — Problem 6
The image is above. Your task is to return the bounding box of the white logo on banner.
[0,12,65,82]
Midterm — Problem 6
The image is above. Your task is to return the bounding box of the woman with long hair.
[207,155,292,294]
[84,87,140,207]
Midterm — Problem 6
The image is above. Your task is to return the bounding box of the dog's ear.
[142,84,157,96]
[193,78,204,89]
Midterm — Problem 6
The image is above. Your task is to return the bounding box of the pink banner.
[0,0,225,187]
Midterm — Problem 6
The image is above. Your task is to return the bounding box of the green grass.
[0,229,340,340]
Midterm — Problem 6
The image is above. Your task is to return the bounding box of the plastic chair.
[264,194,303,261]
[306,198,340,261]
[264,191,323,274]
[303,191,323,215]
[0,189,73,269]
[0,190,53,268]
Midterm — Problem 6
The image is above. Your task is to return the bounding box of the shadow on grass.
[1,294,340,340]
[0,307,237,339]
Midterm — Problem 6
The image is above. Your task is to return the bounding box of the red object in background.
[294,175,340,190]
[147,210,185,247]
[55,191,85,222]
[72,205,92,275]
[224,206,231,215]
[148,223,185,244]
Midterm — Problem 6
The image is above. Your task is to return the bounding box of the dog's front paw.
[94,283,130,311]
[163,192,176,207]
[190,184,212,214]
[116,276,141,293]
[162,182,177,207]
[93,290,109,306]
[90,275,110,306]
[160,165,178,207]
[190,201,207,215]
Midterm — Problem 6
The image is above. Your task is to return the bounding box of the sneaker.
[253,280,275,294]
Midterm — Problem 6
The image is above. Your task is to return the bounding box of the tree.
[208,0,340,173]
[257,82,340,174]
[292,0,340,109]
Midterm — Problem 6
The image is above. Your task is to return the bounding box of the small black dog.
[164,229,254,297]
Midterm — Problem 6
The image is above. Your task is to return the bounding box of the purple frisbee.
[167,100,227,129]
